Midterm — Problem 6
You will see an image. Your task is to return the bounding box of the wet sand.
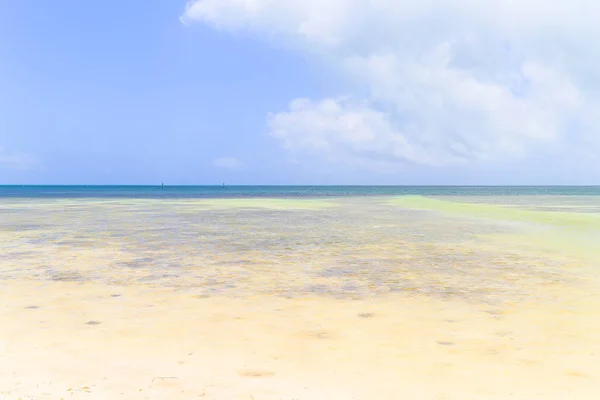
[1,196,600,399]
[2,280,600,399]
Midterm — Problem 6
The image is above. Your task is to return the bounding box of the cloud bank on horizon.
[182,0,600,170]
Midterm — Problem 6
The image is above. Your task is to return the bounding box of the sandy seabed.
[1,196,600,399]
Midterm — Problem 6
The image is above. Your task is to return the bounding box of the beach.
[1,191,600,399]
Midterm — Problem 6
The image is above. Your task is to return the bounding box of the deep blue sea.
[1,185,600,198]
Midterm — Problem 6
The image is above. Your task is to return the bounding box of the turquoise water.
[2,185,600,198]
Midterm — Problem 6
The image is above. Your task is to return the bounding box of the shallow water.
[2,194,600,399]
[1,195,598,303]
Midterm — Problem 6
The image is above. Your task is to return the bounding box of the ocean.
[1,185,600,198]
[1,186,600,398]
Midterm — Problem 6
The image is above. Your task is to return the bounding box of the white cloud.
[0,147,37,170]
[183,0,600,169]
[213,156,242,169]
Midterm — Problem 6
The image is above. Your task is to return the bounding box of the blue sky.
[1,0,598,185]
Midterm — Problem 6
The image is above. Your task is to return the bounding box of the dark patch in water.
[137,273,180,282]
[47,270,87,282]
[120,257,155,268]
[305,284,330,294]
[358,313,375,318]
[10,224,51,231]
[320,266,357,277]
[0,251,36,259]
[56,240,92,246]
[27,238,55,245]
[340,282,359,292]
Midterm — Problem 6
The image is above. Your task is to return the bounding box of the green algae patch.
[482,230,600,263]
[388,196,600,231]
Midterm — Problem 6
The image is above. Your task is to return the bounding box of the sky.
[1,0,599,185]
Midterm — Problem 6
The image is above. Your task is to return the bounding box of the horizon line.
[2,184,600,188]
